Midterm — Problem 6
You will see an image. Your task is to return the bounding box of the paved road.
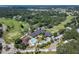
[15,42,57,53]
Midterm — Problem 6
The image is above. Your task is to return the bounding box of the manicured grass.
[46,15,74,34]
[0,18,30,43]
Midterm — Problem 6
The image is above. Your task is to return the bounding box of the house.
[31,29,52,37]
[31,29,45,37]
[21,36,30,45]
[45,32,52,37]
[45,37,51,42]
[54,34,63,42]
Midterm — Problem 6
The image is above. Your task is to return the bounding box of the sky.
[0,0,79,5]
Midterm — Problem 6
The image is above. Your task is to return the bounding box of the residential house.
[21,35,30,45]
[31,29,52,37]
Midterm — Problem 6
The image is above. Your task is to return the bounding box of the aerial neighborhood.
[0,5,79,54]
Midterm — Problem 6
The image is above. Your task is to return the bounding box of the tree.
[0,43,2,53]
[57,28,79,54]
[53,32,57,37]
[15,38,27,50]
[64,28,79,41]
[57,40,79,54]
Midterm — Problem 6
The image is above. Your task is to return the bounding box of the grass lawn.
[46,15,74,34]
[0,18,30,43]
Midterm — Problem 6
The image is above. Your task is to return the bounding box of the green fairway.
[46,15,74,34]
[0,18,30,43]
